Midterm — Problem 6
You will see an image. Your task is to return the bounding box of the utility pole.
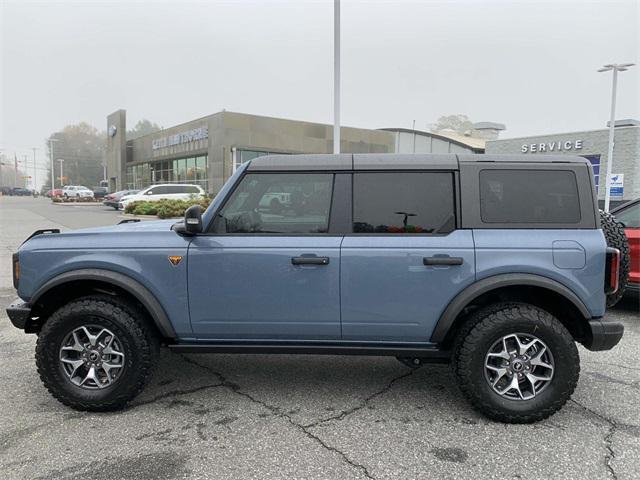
[333,0,340,154]
[32,147,38,191]
[597,62,635,211]
[23,155,28,188]
[49,138,59,191]
[57,159,65,187]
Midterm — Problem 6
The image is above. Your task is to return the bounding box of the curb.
[52,202,103,206]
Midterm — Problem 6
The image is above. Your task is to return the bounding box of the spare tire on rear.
[600,209,630,307]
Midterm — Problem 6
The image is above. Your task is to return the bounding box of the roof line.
[379,128,485,152]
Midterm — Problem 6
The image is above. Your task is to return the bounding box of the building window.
[583,155,601,192]
[126,154,208,191]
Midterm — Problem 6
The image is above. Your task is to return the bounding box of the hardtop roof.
[246,153,590,171]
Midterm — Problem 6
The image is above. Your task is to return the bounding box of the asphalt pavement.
[0,196,639,480]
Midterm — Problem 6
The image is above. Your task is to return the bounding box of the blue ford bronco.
[7,154,625,422]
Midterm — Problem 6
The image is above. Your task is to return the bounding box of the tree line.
[43,119,161,189]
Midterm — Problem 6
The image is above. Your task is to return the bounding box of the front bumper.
[583,318,624,351]
[6,298,31,330]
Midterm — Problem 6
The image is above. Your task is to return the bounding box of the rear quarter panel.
[473,229,607,317]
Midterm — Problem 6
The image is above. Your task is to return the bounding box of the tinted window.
[213,173,333,234]
[353,172,455,234]
[186,185,201,194]
[614,202,639,228]
[480,170,580,223]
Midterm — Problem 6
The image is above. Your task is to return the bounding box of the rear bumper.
[583,318,624,351]
[6,299,31,330]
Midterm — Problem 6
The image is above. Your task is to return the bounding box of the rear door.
[341,170,476,342]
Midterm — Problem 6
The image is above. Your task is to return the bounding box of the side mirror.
[184,204,203,234]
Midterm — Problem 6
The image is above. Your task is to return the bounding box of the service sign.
[521,139,583,153]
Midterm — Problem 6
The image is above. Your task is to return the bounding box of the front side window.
[353,172,455,234]
[213,173,334,234]
[479,170,580,224]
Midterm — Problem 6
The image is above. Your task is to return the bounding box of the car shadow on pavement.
[131,350,475,425]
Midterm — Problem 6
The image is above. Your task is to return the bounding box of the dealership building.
[105,109,492,194]
[486,119,640,202]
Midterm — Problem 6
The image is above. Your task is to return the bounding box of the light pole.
[333,0,340,154]
[57,159,65,187]
[49,138,59,191]
[32,147,38,191]
[598,62,635,212]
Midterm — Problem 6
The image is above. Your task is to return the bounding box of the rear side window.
[353,172,455,234]
[479,170,580,224]
[186,185,201,194]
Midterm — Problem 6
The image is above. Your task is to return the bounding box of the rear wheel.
[453,303,579,423]
[600,209,630,307]
[36,295,160,411]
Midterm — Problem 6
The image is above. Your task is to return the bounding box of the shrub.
[125,197,211,219]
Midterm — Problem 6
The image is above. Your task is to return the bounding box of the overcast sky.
[1,0,638,171]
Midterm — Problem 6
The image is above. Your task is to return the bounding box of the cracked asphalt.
[1,196,639,480]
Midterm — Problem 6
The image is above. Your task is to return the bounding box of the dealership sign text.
[152,126,208,150]
[521,139,583,153]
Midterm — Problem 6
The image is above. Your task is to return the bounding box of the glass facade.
[126,155,208,191]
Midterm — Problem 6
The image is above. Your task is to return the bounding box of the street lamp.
[57,159,65,187]
[597,62,635,212]
[32,147,38,191]
[49,138,59,190]
[333,0,340,154]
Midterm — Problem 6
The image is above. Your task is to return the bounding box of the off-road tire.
[600,209,630,307]
[35,295,160,411]
[453,303,579,423]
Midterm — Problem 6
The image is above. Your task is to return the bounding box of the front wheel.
[35,295,160,411]
[453,303,579,423]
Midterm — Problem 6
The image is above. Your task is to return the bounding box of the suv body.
[62,185,94,199]
[6,154,624,421]
[119,184,205,209]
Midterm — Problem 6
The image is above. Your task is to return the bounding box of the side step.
[167,341,450,361]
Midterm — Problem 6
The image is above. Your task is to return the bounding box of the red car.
[46,188,63,198]
[612,199,640,296]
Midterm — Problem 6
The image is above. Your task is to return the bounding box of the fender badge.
[168,256,183,266]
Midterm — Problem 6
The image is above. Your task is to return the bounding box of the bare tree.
[431,114,474,134]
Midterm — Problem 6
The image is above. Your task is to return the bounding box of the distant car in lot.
[612,199,640,296]
[92,187,109,200]
[62,185,94,199]
[119,184,205,210]
[11,187,32,196]
[103,189,139,210]
[46,188,64,198]
[1,186,12,196]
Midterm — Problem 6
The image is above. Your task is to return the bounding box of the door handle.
[291,256,330,265]
[423,256,463,266]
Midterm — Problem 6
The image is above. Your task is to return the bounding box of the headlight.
[12,253,20,289]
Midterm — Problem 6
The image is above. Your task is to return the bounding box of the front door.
[188,172,342,340]
[341,171,476,342]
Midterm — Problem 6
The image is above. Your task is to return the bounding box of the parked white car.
[119,184,205,209]
[62,185,94,199]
